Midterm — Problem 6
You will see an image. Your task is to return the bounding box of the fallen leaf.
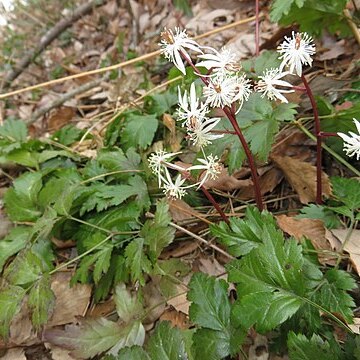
[197,256,226,278]
[248,334,269,360]
[47,272,91,327]
[168,198,205,222]
[331,229,360,275]
[163,113,182,152]
[0,348,26,360]
[276,215,335,264]
[159,309,190,329]
[44,343,77,360]
[166,274,191,315]
[348,318,360,335]
[47,107,76,132]
[272,156,332,204]
[142,281,166,325]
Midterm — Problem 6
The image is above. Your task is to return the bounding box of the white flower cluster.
[153,28,318,198]
[148,150,222,199]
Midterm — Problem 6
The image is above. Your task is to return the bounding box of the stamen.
[161,28,174,44]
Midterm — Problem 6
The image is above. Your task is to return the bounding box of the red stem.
[180,50,264,211]
[255,0,260,56]
[200,186,230,224]
[301,74,322,204]
[223,107,264,210]
[319,131,339,137]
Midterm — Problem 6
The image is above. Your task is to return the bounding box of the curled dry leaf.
[272,155,332,204]
[276,215,335,264]
[331,229,360,276]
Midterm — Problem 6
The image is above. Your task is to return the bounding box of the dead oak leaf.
[272,155,331,204]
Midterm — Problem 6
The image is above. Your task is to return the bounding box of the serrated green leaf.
[28,275,55,329]
[147,321,187,360]
[297,204,341,229]
[31,207,58,239]
[287,332,339,360]
[145,91,178,116]
[0,226,29,272]
[4,249,45,286]
[270,0,305,22]
[188,272,230,331]
[331,177,360,215]
[45,318,145,359]
[116,346,150,360]
[114,283,143,323]
[121,113,158,149]
[0,285,26,339]
[125,238,152,286]
[6,149,39,167]
[313,269,356,322]
[0,119,27,142]
[210,207,276,256]
[4,171,42,221]
[93,245,113,284]
[52,124,84,146]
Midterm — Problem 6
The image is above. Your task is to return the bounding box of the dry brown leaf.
[47,107,76,131]
[47,272,91,327]
[163,113,182,152]
[331,229,360,275]
[0,348,26,360]
[276,215,335,264]
[198,257,226,278]
[272,155,331,203]
[248,334,269,360]
[159,309,190,329]
[161,240,199,259]
[168,198,203,222]
[166,274,191,315]
[143,282,166,325]
[348,318,360,335]
[44,343,77,360]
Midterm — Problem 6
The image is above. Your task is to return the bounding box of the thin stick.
[255,0,260,56]
[169,221,235,260]
[0,16,256,99]
[301,74,322,204]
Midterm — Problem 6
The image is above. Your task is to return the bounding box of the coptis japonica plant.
[149,27,321,215]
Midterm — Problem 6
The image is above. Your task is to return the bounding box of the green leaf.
[45,318,145,359]
[0,285,26,339]
[115,346,150,360]
[147,322,187,360]
[270,0,305,22]
[313,269,356,322]
[28,275,55,329]
[227,222,305,332]
[52,124,84,146]
[125,238,152,286]
[31,207,58,239]
[93,245,113,284]
[0,119,27,142]
[331,177,360,215]
[287,332,340,360]
[188,272,230,331]
[243,51,281,75]
[210,207,276,256]
[297,204,341,229]
[145,90,178,116]
[4,171,42,221]
[121,113,158,149]
[141,199,175,262]
[114,283,143,323]
[0,226,29,272]
[173,0,192,16]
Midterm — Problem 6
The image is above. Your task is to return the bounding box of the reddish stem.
[201,186,230,224]
[255,0,260,56]
[301,74,322,204]
[180,49,264,211]
[292,85,306,91]
[223,107,264,210]
[319,131,339,137]
[210,129,237,135]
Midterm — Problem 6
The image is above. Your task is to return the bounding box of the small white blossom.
[196,47,240,76]
[203,75,238,108]
[233,74,252,110]
[255,68,294,103]
[177,82,208,126]
[159,27,202,75]
[277,31,316,77]
[148,150,181,186]
[162,172,188,199]
[337,118,360,160]
[187,117,224,148]
[188,154,222,188]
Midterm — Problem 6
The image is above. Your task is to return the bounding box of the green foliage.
[270,0,350,36]
[52,124,86,146]
[205,93,297,172]
[297,204,341,229]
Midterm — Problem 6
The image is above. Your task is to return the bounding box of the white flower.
[162,172,188,199]
[177,82,208,126]
[232,74,252,110]
[187,117,224,148]
[159,27,202,75]
[196,47,240,75]
[337,118,360,160]
[203,75,238,108]
[148,150,181,187]
[255,68,294,103]
[188,154,222,188]
[277,31,316,77]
